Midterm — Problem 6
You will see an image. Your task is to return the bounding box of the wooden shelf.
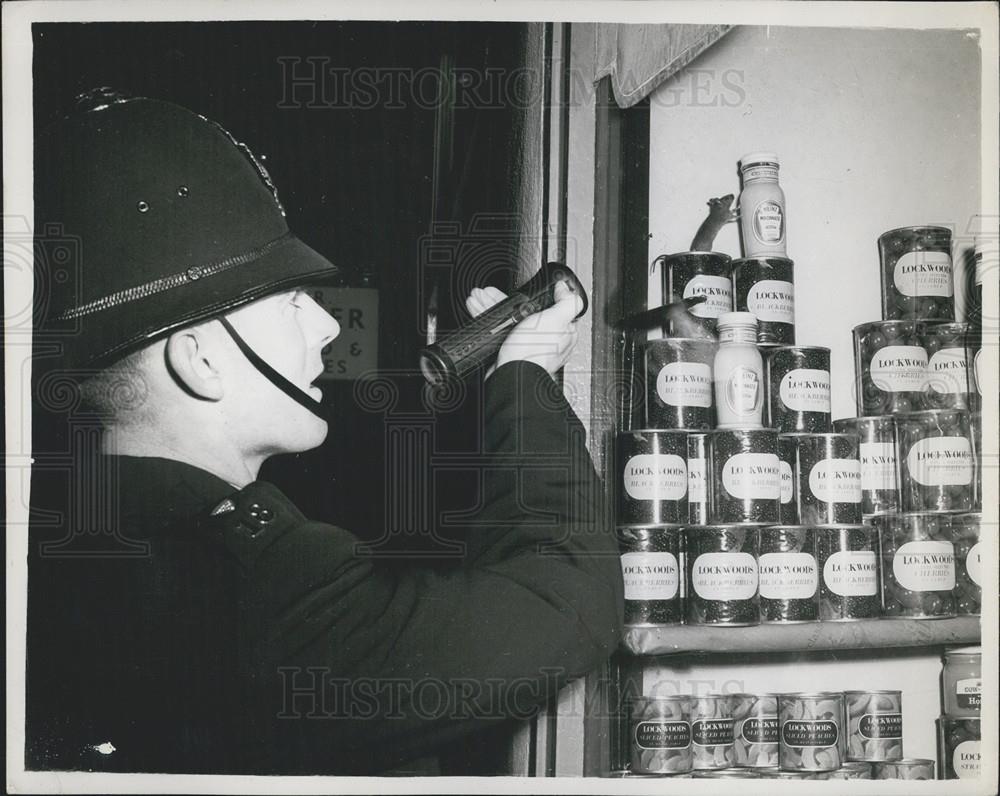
[622,616,980,657]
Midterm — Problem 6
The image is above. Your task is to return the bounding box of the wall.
[644,25,983,764]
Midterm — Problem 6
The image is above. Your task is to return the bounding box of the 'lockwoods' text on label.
[691,552,758,601]
[858,713,903,740]
[683,275,733,318]
[952,740,981,779]
[740,716,779,744]
[722,452,781,500]
[893,250,953,298]
[781,720,838,748]
[747,279,794,324]
[808,458,862,504]
[693,719,736,747]
[823,551,878,597]
[892,541,956,592]
[621,552,680,601]
[860,442,898,492]
[779,368,831,413]
[925,347,969,395]
[905,436,973,486]
[688,458,707,503]
[623,454,688,501]
[780,460,794,504]
[759,552,818,600]
[870,346,928,393]
[657,361,713,408]
[635,720,692,750]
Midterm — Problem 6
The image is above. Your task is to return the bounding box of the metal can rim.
[659,250,734,261]
[765,344,831,355]
[731,256,795,266]
[851,319,922,334]
[878,224,952,239]
[778,691,844,699]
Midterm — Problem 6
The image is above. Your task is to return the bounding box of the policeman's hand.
[494,279,582,377]
[465,286,508,318]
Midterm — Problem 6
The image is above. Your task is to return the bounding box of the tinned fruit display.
[757,526,819,623]
[629,695,693,775]
[685,526,760,626]
[894,409,974,513]
[814,524,881,621]
[878,225,954,320]
[875,513,956,619]
[778,692,846,773]
[844,690,903,762]
[691,694,736,770]
[853,320,928,415]
[618,526,683,626]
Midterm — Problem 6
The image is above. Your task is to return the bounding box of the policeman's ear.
[164,326,225,401]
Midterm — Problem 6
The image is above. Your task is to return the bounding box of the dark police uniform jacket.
[26,362,624,774]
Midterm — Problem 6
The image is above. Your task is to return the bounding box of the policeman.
[26,91,623,774]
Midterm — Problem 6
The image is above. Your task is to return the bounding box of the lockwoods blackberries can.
[687,432,712,525]
[952,513,982,616]
[814,524,881,621]
[874,512,956,619]
[844,690,903,763]
[709,429,780,525]
[685,526,760,626]
[691,694,736,770]
[937,717,981,780]
[616,430,689,524]
[894,409,974,513]
[758,527,819,623]
[630,695,694,774]
[878,225,954,321]
[618,526,683,626]
[765,346,832,433]
[732,256,795,345]
[853,320,928,415]
[833,416,899,516]
[777,435,799,523]
[793,433,863,525]
[643,338,717,430]
[730,693,779,768]
[660,251,734,335]
[778,692,846,772]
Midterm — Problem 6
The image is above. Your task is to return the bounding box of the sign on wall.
[306,286,379,380]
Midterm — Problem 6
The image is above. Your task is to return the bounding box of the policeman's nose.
[300,292,340,347]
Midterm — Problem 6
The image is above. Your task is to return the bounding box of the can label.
[892,541,956,591]
[759,553,818,600]
[693,718,736,746]
[621,552,680,601]
[823,551,878,597]
[870,346,927,393]
[893,250,953,297]
[859,442,897,491]
[741,716,779,744]
[691,552,758,600]
[809,459,862,504]
[688,457,707,503]
[722,453,781,500]
[779,368,831,413]
[781,720,838,748]
[724,366,762,416]
[906,436,973,486]
[635,720,692,750]
[752,200,784,244]
[925,348,969,394]
[623,454,688,501]
[657,362,713,408]
[956,679,981,710]
[779,460,794,504]
[952,740,981,779]
[747,279,794,323]
[683,275,733,318]
[966,542,982,586]
[858,713,902,740]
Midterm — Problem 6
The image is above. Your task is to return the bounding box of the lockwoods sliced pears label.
[635,720,692,750]
[906,436,973,486]
[822,551,878,597]
[859,713,902,740]
[657,361,713,407]
[683,275,733,318]
[870,346,927,393]
[809,459,862,504]
[741,716,779,744]
[892,541,956,591]
[859,442,897,491]
[779,368,831,413]
[782,720,839,748]
[893,250,953,297]
[623,454,688,500]
[722,452,781,500]
[621,552,680,601]
[747,279,794,323]
[693,718,736,746]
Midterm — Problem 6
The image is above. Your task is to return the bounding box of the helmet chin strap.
[218,316,329,422]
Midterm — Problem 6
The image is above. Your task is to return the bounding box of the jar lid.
[717,310,758,329]
[740,151,779,168]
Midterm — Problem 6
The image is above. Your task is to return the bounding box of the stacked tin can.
[936,646,982,780]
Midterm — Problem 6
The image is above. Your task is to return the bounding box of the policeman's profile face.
[223,288,340,454]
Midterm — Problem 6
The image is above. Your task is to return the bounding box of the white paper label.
[688,458,707,503]
[893,250,953,297]
[808,458,862,504]
[656,361,713,408]
[870,346,928,393]
[724,366,762,417]
[966,541,982,586]
[956,678,982,698]
[623,454,688,501]
[779,460,794,504]
[953,740,981,779]
[747,279,794,323]
[779,368,831,413]
[823,551,878,596]
[905,436,973,486]
[758,552,818,599]
[621,552,680,601]
[892,541,956,591]
[752,200,784,244]
[859,442,898,492]
[691,552,758,600]
[683,275,733,318]
[722,452,781,500]
[925,347,969,394]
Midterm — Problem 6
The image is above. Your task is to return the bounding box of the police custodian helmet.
[35,89,339,372]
